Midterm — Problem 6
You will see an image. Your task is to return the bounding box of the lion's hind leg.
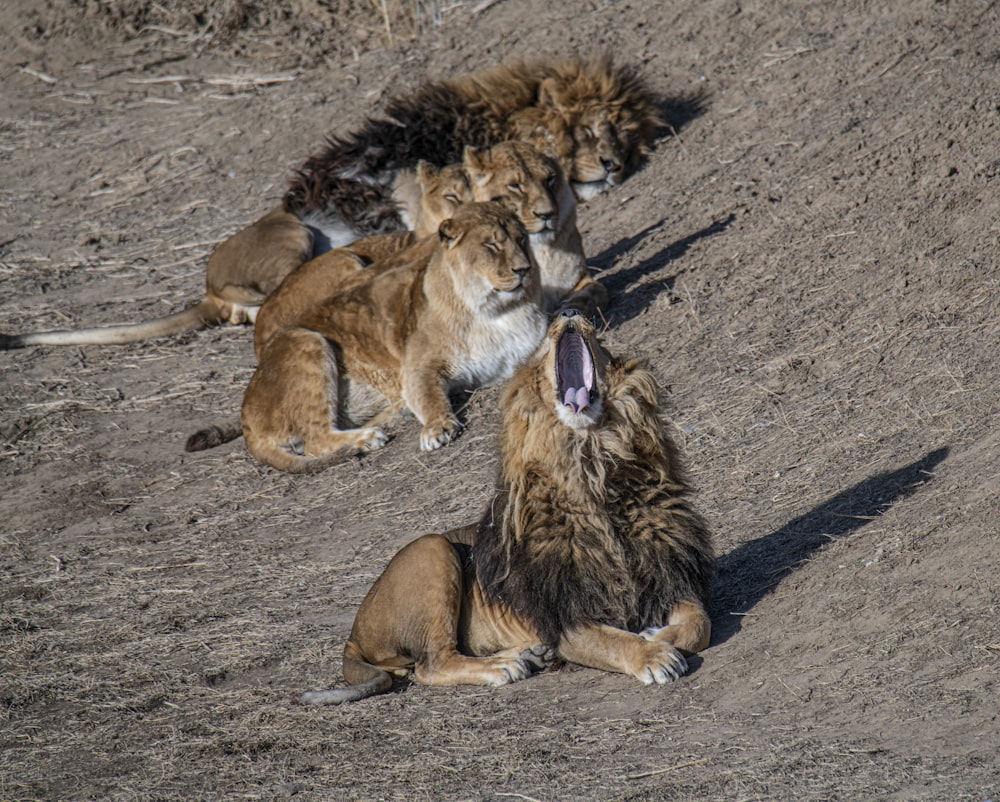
[242,327,388,472]
[355,535,545,691]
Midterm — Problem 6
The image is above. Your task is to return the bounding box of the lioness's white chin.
[571,180,613,201]
[529,229,556,246]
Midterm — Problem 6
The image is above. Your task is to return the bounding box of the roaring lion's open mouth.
[556,327,596,414]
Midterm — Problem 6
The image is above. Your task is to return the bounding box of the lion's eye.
[444,193,462,204]
[507,183,523,192]
[545,173,556,188]
[484,240,501,254]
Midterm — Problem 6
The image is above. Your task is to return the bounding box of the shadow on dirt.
[658,89,708,139]
[592,214,734,325]
[710,446,950,645]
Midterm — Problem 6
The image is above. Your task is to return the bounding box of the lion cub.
[293,311,714,704]
[241,203,547,472]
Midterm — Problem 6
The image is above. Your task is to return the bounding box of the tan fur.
[293,313,715,705]
[241,203,548,472]
[509,56,663,201]
[254,162,474,358]
[462,141,608,315]
[183,174,476,453]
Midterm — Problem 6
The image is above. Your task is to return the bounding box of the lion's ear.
[438,217,466,249]
[416,160,438,186]
[462,145,486,173]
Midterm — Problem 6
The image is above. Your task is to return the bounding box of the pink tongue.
[563,387,590,413]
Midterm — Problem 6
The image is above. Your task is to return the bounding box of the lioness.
[251,163,473,357]
[185,143,600,455]
[257,141,604,354]
[293,311,715,704]
[242,203,547,472]
[461,141,607,315]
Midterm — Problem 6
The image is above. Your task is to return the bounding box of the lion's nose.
[534,210,553,222]
[601,158,622,174]
[514,265,531,279]
[560,308,581,318]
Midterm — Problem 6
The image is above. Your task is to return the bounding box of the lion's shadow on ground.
[588,214,734,326]
[708,446,950,646]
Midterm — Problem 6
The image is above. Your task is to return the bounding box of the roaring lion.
[241,202,548,472]
[292,311,715,704]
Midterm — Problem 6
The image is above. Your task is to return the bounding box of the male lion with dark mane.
[293,311,714,704]
[288,55,664,248]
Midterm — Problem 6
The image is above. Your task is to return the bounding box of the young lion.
[293,311,715,704]
[251,163,473,358]
[241,203,547,472]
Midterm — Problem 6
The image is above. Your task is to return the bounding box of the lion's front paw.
[359,428,390,451]
[635,640,688,685]
[419,416,461,451]
[521,644,556,672]
[489,654,535,686]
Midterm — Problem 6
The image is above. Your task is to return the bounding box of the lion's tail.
[291,642,394,706]
[0,298,231,350]
[185,420,244,452]
[243,433,368,474]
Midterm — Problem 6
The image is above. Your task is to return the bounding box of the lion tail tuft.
[185,421,244,452]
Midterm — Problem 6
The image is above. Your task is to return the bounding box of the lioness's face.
[462,143,565,245]
[415,162,473,235]
[438,202,540,305]
[542,309,611,428]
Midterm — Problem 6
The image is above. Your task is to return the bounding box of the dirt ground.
[1,0,998,799]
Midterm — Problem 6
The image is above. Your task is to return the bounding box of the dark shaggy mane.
[473,358,715,647]
[283,57,664,236]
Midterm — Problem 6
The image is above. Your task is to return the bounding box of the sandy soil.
[1,0,998,799]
